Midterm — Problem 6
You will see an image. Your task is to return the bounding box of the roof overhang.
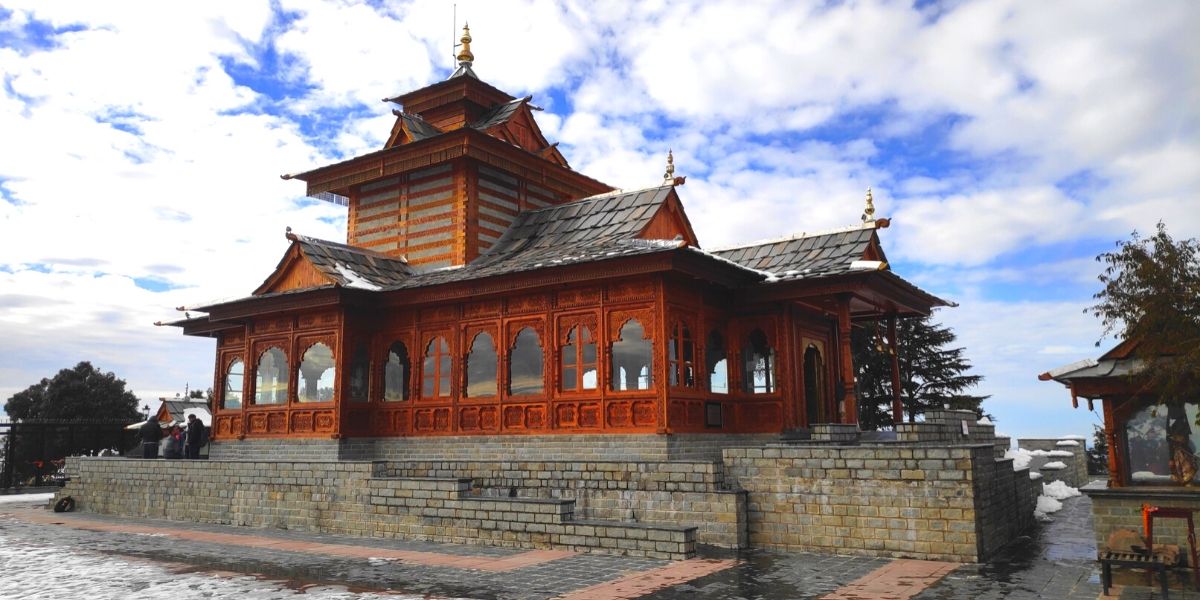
[739,270,952,317]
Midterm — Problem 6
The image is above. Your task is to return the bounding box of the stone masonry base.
[60,414,1037,563]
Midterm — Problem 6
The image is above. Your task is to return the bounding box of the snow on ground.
[1034,495,1063,522]
[0,524,466,600]
[1043,481,1082,500]
[0,493,54,505]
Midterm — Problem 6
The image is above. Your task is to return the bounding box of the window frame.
[382,339,412,402]
[741,327,777,395]
[557,314,600,395]
[220,354,245,411]
[507,323,546,397]
[608,313,655,393]
[251,343,290,406]
[419,332,454,400]
[668,319,697,389]
[464,328,499,399]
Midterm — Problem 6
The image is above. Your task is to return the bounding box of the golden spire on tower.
[862,187,875,223]
[456,23,474,66]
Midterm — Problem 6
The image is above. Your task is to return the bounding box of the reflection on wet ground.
[4,490,1200,599]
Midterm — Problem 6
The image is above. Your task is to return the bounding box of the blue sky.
[1,1,1197,442]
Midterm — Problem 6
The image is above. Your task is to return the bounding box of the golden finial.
[456,23,474,65]
[663,149,675,183]
[862,187,875,223]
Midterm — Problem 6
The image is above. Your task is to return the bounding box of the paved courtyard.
[0,489,1195,599]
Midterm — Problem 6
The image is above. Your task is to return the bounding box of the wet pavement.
[1,490,1198,599]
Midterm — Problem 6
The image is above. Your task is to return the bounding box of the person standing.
[138,417,162,459]
[184,414,206,460]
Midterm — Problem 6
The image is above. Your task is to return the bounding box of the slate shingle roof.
[711,226,880,281]
[380,185,683,290]
[399,112,443,141]
[471,96,530,131]
[291,233,416,290]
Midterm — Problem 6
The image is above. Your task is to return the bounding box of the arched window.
[706,331,728,394]
[561,326,597,391]
[383,341,410,401]
[466,332,497,398]
[297,342,335,402]
[611,319,652,391]
[254,347,288,405]
[803,344,825,424]
[509,327,544,395]
[742,328,776,394]
[223,359,244,409]
[668,322,695,388]
[348,343,369,402]
[422,336,451,398]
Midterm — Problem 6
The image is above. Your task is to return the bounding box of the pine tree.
[853,314,988,430]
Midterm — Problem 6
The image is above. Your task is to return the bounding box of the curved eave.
[741,269,953,317]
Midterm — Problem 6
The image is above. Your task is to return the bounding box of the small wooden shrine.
[167,27,947,445]
[1042,339,1199,488]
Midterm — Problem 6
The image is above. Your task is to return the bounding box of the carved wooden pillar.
[1103,397,1121,488]
[887,315,903,425]
[837,295,858,425]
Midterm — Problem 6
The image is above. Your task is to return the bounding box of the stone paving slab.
[3,492,1200,599]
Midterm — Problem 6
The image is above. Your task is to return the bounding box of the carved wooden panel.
[298,310,337,330]
[632,401,657,427]
[220,331,245,348]
[606,401,633,428]
[420,305,458,323]
[503,405,524,429]
[267,411,288,433]
[414,408,435,432]
[556,313,599,345]
[214,415,237,438]
[292,411,314,434]
[248,413,268,434]
[314,411,335,432]
[579,403,602,428]
[434,407,451,431]
[555,403,578,427]
[556,286,601,309]
[607,278,654,302]
[506,293,550,315]
[608,308,656,341]
[463,299,502,319]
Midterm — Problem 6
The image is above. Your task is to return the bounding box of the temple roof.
[711,225,886,282]
[253,232,416,294]
[472,96,532,131]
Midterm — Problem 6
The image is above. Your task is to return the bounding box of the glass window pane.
[422,354,436,397]
[1127,404,1170,484]
[298,343,335,402]
[563,367,577,391]
[466,333,498,398]
[706,331,727,395]
[224,359,243,409]
[611,319,652,391]
[510,328,544,396]
[255,347,288,405]
[743,329,775,394]
[583,368,597,390]
[384,342,409,401]
[348,343,369,402]
[439,355,451,397]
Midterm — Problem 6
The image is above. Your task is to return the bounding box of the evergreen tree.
[853,314,989,430]
[3,362,141,422]
[1089,222,1200,405]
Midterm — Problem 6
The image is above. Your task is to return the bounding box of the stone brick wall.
[722,444,991,562]
[211,433,777,463]
[56,457,695,560]
[377,459,746,548]
[1019,437,1089,487]
[1085,484,1200,561]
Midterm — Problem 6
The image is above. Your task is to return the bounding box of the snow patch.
[1029,472,1043,480]
[1034,495,1063,521]
[978,416,993,425]
[1059,435,1087,440]
[1042,481,1082,500]
[1005,448,1033,470]
[1056,440,1080,447]
[333,263,381,291]
[0,492,54,505]
[1048,450,1073,457]
[1042,461,1067,470]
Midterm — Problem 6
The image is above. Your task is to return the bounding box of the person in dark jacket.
[139,417,162,458]
[185,414,206,459]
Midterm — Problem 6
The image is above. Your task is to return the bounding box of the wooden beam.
[837,294,858,425]
[888,314,902,425]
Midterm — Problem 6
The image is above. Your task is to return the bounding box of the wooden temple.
[168,27,947,445]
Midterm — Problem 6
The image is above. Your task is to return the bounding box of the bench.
[1099,550,1170,598]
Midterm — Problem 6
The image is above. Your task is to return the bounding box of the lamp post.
[142,404,150,419]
